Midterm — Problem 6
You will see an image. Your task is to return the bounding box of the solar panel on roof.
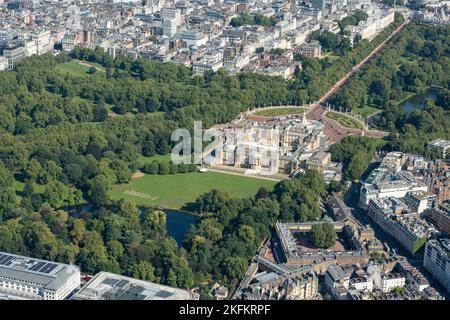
[39,263,55,273]
[116,280,129,288]
[102,278,120,286]
[0,256,14,266]
[38,263,49,273]
[0,254,7,264]
[42,263,58,274]
[29,261,46,272]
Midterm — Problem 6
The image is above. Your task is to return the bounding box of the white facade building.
[380,274,406,293]
[0,56,8,71]
[0,251,80,300]
[423,239,450,293]
[163,18,177,38]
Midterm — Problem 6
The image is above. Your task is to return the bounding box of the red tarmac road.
[306,19,410,141]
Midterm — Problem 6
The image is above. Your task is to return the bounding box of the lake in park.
[155,209,200,246]
[400,87,441,112]
[69,204,200,246]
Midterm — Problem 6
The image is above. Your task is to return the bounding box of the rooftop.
[428,139,450,149]
[0,251,79,291]
[72,271,195,300]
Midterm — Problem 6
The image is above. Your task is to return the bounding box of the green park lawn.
[110,171,276,209]
[55,61,91,77]
[13,179,46,198]
[55,61,105,77]
[253,107,307,117]
[321,51,340,62]
[325,111,364,129]
[352,105,382,118]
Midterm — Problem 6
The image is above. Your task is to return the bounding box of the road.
[306,18,410,141]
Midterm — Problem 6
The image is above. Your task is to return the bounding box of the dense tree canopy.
[310,222,337,249]
[0,15,446,297]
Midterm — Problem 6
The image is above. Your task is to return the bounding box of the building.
[311,0,326,10]
[192,58,223,76]
[326,195,360,228]
[3,45,25,69]
[379,273,406,293]
[208,113,326,175]
[349,276,373,292]
[367,197,436,256]
[428,139,450,159]
[178,31,208,47]
[33,30,53,55]
[324,264,350,299]
[160,7,182,26]
[236,269,319,300]
[211,284,228,300]
[163,18,177,38]
[297,41,321,59]
[425,160,450,204]
[0,251,80,300]
[423,238,450,293]
[360,152,429,209]
[275,222,370,267]
[72,271,196,300]
[0,56,7,71]
[403,191,435,214]
[306,151,331,173]
[345,10,395,43]
[423,202,450,237]
[397,260,430,293]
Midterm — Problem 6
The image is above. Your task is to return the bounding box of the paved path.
[305,19,410,141]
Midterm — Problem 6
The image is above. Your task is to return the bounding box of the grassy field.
[55,61,91,77]
[13,179,46,198]
[321,51,340,62]
[253,107,307,117]
[352,105,382,118]
[325,111,364,129]
[55,61,105,77]
[110,171,276,209]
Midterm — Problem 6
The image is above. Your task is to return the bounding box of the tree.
[77,231,109,273]
[23,179,35,198]
[143,210,167,240]
[93,104,108,122]
[43,181,69,209]
[310,223,336,249]
[158,162,169,175]
[89,174,111,206]
[223,257,247,281]
[70,219,86,244]
[129,261,155,281]
[23,221,59,260]
[168,161,178,174]
[111,159,131,183]
[143,160,159,174]
[255,187,270,200]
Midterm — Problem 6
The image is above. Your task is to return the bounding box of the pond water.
[68,204,200,246]
[148,209,200,246]
[400,87,441,112]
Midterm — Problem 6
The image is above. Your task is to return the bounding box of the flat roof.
[428,139,450,148]
[0,251,79,290]
[72,271,195,300]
